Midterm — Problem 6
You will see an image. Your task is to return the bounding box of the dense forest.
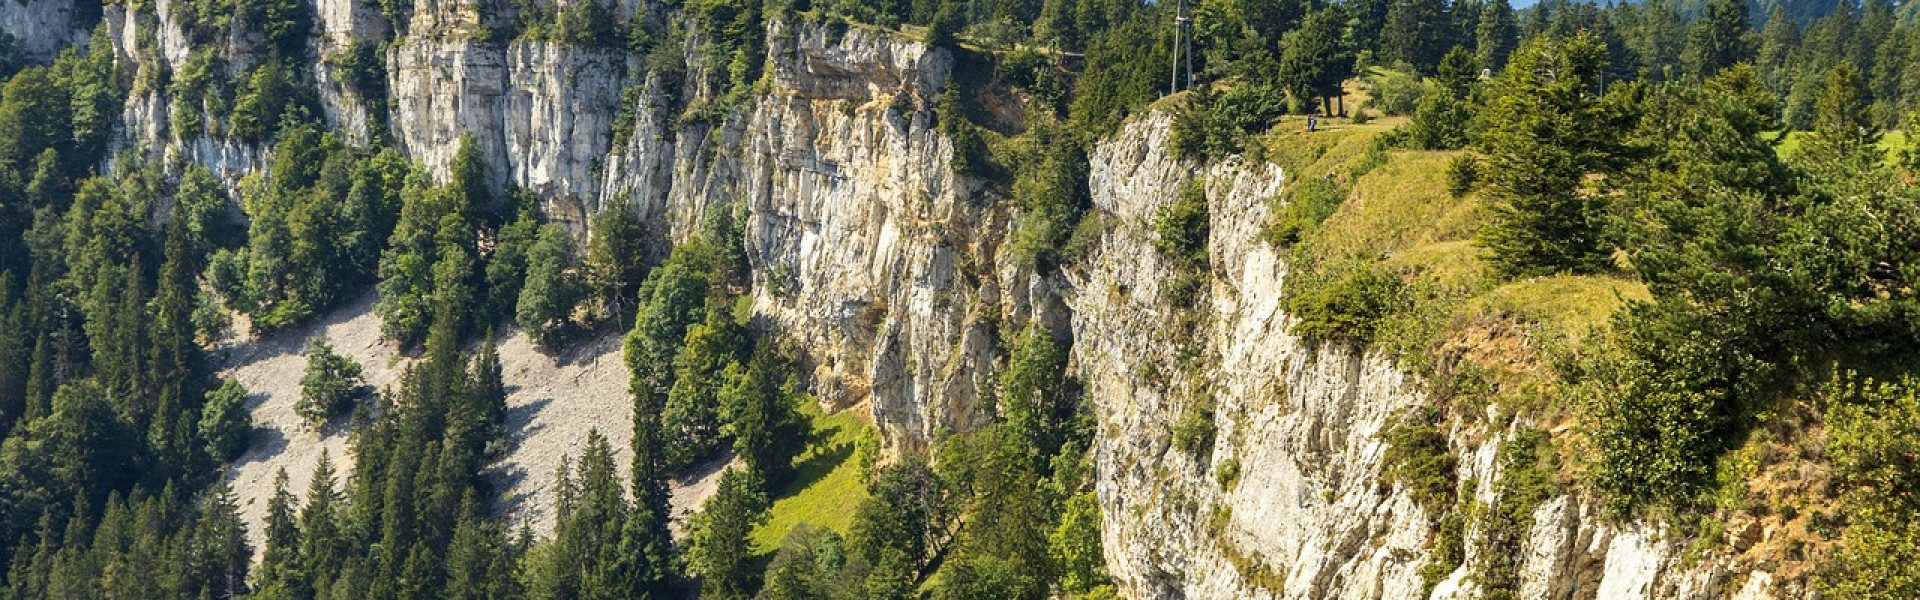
[1,0,1919,597]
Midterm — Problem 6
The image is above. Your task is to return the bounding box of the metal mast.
[1172,0,1192,94]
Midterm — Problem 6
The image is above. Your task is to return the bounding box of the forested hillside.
[0,0,1917,598]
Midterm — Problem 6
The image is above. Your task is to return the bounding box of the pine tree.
[719,344,810,488]
[1476,33,1620,277]
[1681,0,1753,79]
[687,467,768,600]
[516,222,581,347]
[1797,63,1884,183]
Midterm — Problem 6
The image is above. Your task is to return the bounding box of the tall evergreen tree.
[1682,0,1754,79]
[1379,0,1453,72]
[1476,33,1621,277]
[1796,63,1884,183]
[1475,0,1519,72]
[516,222,581,347]
[1277,6,1355,115]
[687,467,768,600]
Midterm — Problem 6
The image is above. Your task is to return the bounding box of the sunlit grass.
[750,402,875,554]
[1771,130,1909,161]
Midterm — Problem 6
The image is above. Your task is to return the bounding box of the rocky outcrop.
[388,35,631,221]
[67,0,1811,593]
[592,20,1015,452]
[1,0,89,65]
[1076,112,1802,599]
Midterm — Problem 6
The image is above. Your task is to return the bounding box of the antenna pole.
[1171,0,1185,94]
[1183,0,1193,90]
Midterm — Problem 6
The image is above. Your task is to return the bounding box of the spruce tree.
[257,469,303,597]
[1681,0,1753,79]
[617,340,677,599]
[1277,6,1355,115]
[1476,33,1619,277]
[516,222,581,347]
[687,467,768,600]
[1379,0,1453,72]
[1466,0,1512,72]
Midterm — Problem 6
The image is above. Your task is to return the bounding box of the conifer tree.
[586,194,648,317]
[257,469,303,597]
[663,301,745,468]
[687,467,768,600]
[1379,0,1452,72]
[298,451,345,585]
[517,222,581,347]
[1277,6,1355,115]
[1797,63,1884,183]
[198,379,252,462]
[1682,0,1753,79]
[719,344,809,488]
[1475,0,1518,72]
[1476,33,1619,277]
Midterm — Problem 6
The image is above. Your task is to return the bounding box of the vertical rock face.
[594,21,1021,451]
[1,0,88,65]
[388,33,631,221]
[77,1,1809,593]
[1078,112,1794,599]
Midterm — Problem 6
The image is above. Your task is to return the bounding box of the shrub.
[1282,259,1407,345]
[1446,154,1479,197]
[1382,407,1456,512]
[1215,457,1242,489]
[1172,395,1217,460]
[1172,85,1289,161]
[1476,430,1554,599]
[1365,70,1426,115]
[1419,507,1466,594]
[297,339,366,426]
[1266,176,1345,247]
[1154,178,1210,267]
[1405,87,1474,150]
[1824,375,1920,598]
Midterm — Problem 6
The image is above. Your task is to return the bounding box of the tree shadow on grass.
[775,420,854,498]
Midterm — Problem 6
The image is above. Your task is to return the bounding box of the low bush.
[1282,258,1407,345]
[1172,395,1217,461]
[1266,176,1345,247]
[297,339,367,426]
[1446,154,1479,197]
[1382,407,1456,512]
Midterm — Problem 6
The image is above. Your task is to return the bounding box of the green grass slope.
[751,402,877,554]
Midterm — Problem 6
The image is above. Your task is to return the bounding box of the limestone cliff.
[1076,112,1802,599]
[47,0,1806,594]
